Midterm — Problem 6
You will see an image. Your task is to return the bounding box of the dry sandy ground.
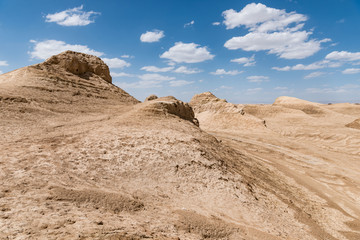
[0,51,360,239]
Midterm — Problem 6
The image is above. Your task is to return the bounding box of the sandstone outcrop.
[41,50,112,83]
[144,94,158,101]
[138,96,199,126]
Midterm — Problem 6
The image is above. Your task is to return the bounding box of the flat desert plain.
[1,51,360,239]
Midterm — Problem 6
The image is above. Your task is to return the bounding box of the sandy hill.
[1,52,360,239]
[0,50,138,114]
[189,92,266,133]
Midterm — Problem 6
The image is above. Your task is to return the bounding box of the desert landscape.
[0,51,359,239]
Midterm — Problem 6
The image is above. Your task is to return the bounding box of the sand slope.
[190,92,266,133]
[1,52,360,239]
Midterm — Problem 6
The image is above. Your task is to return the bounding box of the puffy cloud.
[325,51,360,62]
[293,62,325,70]
[45,5,99,26]
[29,39,103,59]
[225,31,324,59]
[169,80,194,87]
[210,69,243,75]
[103,58,130,68]
[0,60,8,66]
[212,22,221,26]
[141,66,174,72]
[160,42,214,63]
[304,72,326,79]
[223,3,329,59]
[173,66,202,74]
[140,30,164,43]
[230,55,255,66]
[222,3,307,31]
[342,68,360,74]
[111,72,135,77]
[246,75,269,83]
[272,66,291,71]
[184,20,195,28]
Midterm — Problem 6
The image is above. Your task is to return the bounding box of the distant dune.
[1,51,360,239]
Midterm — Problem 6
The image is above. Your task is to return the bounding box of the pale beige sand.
[1,52,359,239]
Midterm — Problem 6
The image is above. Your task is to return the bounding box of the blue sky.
[0,0,360,103]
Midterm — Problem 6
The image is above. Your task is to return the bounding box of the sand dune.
[190,92,267,133]
[1,51,360,239]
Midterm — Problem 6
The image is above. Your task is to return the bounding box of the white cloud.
[173,66,202,74]
[121,55,134,59]
[118,73,175,89]
[223,3,329,59]
[274,86,288,90]
[212,22,221,26]
[304,71,326,79]
[325,51,360,62]
[0,60,8,66]
[292,62,325,70]
[184,20,195,28]
[111,72,135,77]
[140,30,164,43]
[225,31,324,59]
[306,85,359,94]
[138,73,175,81]
[230,55,255,66]
[45,5,99,26]
[103,58,130,69]
[219,85,233,90]
[342,68,360,74]
[117,81,158,89]
[169,80,194,87]
[29,39,103,59]
[272,66,291,71]
[273,60,341,71]
[160,42,214,63]
[246,75,269,83]
[222,3,307,31]
[210,69,243,75]
[246,88,263,94]
[141,66,174,72]
[0,70,3,74]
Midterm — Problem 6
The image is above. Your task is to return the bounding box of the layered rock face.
[139,96,199,126]
[42,50,112,83]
